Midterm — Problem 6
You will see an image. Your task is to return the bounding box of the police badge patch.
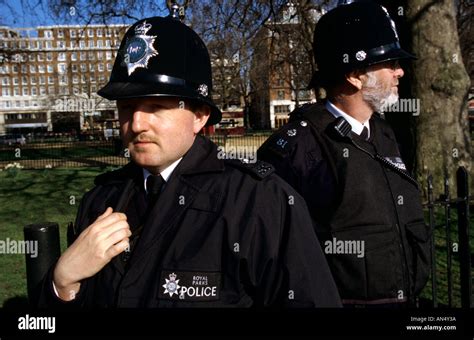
[122,21,159,75]
[159,270,221,302]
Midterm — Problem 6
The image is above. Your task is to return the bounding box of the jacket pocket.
[405,221,431,295]
[325,225,403,301]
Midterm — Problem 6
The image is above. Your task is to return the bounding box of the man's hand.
[53,207,131,301]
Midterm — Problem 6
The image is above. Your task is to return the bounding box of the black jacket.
[258,103,431,305]
[39,135,341,308]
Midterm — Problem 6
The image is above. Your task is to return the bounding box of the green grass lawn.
[0,167,107,306]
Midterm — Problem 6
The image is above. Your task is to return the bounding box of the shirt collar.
[142,157,182,193]
[325,100,370,137]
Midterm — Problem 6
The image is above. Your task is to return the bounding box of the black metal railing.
[424,167,472,308]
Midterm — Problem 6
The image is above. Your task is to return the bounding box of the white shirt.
[325,100,370,138]
[143,157,183,193]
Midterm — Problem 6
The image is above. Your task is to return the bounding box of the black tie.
[146,174,165,205]
[122,174,164,264]
[360,126,369,141]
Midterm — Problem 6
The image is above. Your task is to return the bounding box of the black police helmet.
[309,1,415,88]
[98,16,222,126]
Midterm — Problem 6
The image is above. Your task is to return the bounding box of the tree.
[406,0,472,196]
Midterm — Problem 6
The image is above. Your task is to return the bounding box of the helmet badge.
[197,84,209,97]
[123,20,159,75]
[355,50,367,61]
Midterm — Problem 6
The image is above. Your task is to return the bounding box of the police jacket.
[258,103,431,305]
[39,135,341,308]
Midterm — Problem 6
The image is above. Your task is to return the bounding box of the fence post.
[23,222,61,306]
[427,174,437,307]
[456,166,471,308]
[444,176,452,307]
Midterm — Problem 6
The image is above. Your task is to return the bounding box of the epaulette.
[225,159,275,180]
[260,117,312,157]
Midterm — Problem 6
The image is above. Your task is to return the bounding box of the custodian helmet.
[310,1,415,88]
[98,16,221,125]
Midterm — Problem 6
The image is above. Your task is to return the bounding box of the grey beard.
[362,72,399,113]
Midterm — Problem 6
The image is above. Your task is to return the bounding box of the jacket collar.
[95,135,224,186]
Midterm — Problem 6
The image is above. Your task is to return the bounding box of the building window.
[106,52,112,60]
[70,29,76,38]
[47,65,54,73]
[31,87,37,96]
[89,40,94,48]
[80,64,87,72]
[73,75,79,84]
[39,76,45,84]
[72,64,78,72]
[106,29,112,37]
[47,52,53,61]
[97,51,103,59]
[0,65,7,73]
[12,77,19,85]
[277,90,285,100]
[57,41,65,48]
[106,63,112,71]
[48,86,55,94]
[40,86,46,95]
[44,30,53,38]
[73,87,79,94]
[70,41,76,48]
[99,75,105,83]
[71,52,77,61]
[29,65,36,73]
[5,101,11,107]
[88,28,94,37]
[80,52,86,60]
[37,41,43,49]
[38,65,45,73]
[48,76,54,84]
[30,76,37,85]
[29,41,36,49]
[81,75,86,83]
[29,54,35,62]
[46,41,52,49]
[2,77,9,85]
[274,105,290,115]
[58,52,66,61]
[98,63,104,72]
[22,87,29,96]
[21,65,27,73]
[58,29,64,38]
[14,88,20,96]
[97,40,103,48]
[89,64,94,71]
[12,65,18,73]
[88,52,95,60]
[105,40,111,47]
[80,40,85,48]
[90,74,95,83]
[37,53,44,61]
[59,76,68,85]
[97,29,103,37]
[20,40,26,49]
[21,76,28,85]
[58,63,67,73]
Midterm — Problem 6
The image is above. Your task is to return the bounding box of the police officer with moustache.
[38,15,341,308]
[258,2,431,307]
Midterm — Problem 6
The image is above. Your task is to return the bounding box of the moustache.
[132,135,156,144]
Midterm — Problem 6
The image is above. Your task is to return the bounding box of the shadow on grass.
[3,296,30,308]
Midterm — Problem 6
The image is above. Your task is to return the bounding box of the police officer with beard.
[38,15,341,308]
[258,2,431,307]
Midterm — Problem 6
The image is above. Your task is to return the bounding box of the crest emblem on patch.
[123,21,159,75]
[162,272,180,297]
